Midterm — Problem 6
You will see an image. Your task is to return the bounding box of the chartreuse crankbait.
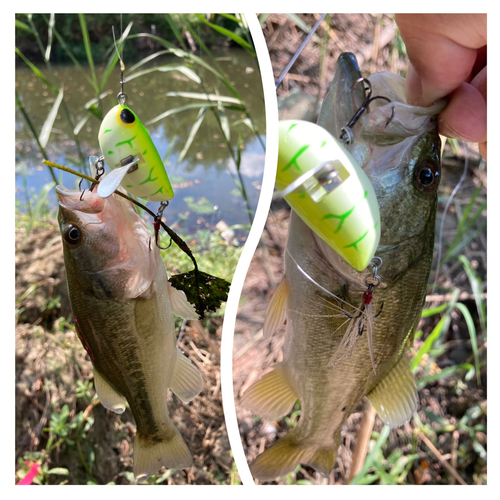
[276,119,380,271]
[97,103,174,202]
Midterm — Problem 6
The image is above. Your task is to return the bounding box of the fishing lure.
[97,102,174,202]
[276,119,380,272]
[97,55,174,202]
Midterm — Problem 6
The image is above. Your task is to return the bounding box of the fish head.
[57,186,161,300]
[317,52,445,282]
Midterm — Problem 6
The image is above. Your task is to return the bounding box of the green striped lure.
[97,102,174,202]
[276,119,380,272]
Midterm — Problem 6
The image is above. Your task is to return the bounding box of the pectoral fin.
[93,368,127,414]
[170,349,203,403]
[240,364,298,420]
[263,276,289,339]
[167,281,199,320]
[367,355,418,428]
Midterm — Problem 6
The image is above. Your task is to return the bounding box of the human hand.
[395,14,486,159]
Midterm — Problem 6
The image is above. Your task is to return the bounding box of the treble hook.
[340,78,392,144]
[153,201,171,250]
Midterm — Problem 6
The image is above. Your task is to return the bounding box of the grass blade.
[78,14,99,93]
[73,113,91,136]
[455,302,481,385]
[16,90,57,184]
[126,49,171,73]
[178,106,208,163]
[258,14,270,25]
[164,91,242,105]
[126,64,201,84]
[194,14,255,56]
[164,14,187,49]
[417,363,474,388]
[39,89,64,148]
[45,13,55,61]
[350,426,391,485]
[421,303,448,317]
[16,19,33,33]
[146,102,216,125]
[42,15,95,89]
[163,22,240,99]
[284,13,320,39]
[15,48,58,92]
[20,182,56,251]
[411,289,460,371]
[458,255,486,338]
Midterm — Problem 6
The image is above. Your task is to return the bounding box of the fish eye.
[63,223,83,246]
[414,161,440,193]
[119,108,135,124]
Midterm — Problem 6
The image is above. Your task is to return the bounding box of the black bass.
[57,186,203,481]
[241,53,446,481]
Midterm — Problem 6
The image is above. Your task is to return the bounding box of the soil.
[233,14,487,486]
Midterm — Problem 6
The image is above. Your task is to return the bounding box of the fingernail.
[405,63,423,106]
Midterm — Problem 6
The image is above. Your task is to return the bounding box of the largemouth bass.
[241,53,446,481]
[57,186,203,481]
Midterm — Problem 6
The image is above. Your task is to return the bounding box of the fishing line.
[275,14,327,88]
[285,247,364,314]
[431,141,469,295]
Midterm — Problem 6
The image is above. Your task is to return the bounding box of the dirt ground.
[15,218,233,485]
[233,14,487,485]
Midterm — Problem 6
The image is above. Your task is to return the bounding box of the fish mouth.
[317,52,365,140]
[56,185,106,214]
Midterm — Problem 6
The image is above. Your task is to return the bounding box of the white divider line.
[219,12,278,487]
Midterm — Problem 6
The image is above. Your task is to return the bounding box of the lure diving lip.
[276,119,380,272]
[97,103,174,202]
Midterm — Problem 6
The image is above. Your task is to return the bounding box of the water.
[15,48,266,240]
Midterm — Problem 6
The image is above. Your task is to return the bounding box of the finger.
[396,14,486,106]
[479,141,487,161]
[438,82,487,144]
[471,66,487,103]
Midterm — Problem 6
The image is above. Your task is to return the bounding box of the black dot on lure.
[120,108,135,124]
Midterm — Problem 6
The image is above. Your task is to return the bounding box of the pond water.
[15,48,266,241]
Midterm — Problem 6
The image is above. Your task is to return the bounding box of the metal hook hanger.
[153,201,171,250]
[340,78,392,144]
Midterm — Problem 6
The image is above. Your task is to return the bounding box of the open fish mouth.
[56,185,106,214]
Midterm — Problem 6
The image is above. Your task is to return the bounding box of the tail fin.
[250,429,339,481]
[133,425,192,482]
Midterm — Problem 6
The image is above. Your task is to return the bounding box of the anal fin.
[263,276,289,339]
[93,368,127,414]
[170,348,203,403]
[240,365,297,420]
[367,355,418,428]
